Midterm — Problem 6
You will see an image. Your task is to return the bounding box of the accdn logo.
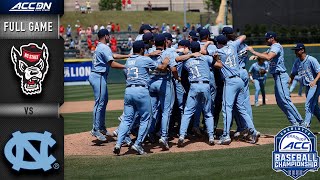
[9,2,52,12]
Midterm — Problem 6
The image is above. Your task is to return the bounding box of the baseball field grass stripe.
[64,79,305,102]
[63,111,123,135]
[64,144,320,180]
[63,104,320,135]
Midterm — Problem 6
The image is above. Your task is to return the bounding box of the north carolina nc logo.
[4,131,57,171]
[272,126,320,179]
[11,43,49,95]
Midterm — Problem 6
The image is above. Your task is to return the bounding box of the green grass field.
[64,78,304,102]
[61,11,203,33]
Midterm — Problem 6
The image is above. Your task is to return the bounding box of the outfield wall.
[64,44,320,85]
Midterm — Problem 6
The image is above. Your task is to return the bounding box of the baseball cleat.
[177,136,184,147]
[113,145,121,155]
[131,144,147,155]
[209,137,215,145]
[250,131,261,144]
[217,135,231,145]
[123,137,133,147]
[159,138,170,150]
[90,129,107,142]
[99,129,111,136]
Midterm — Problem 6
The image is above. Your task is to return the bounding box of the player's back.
[184,55,212,82]
[126,55,156,87]
[216,42,240,79]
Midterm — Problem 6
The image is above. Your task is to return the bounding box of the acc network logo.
[272,126,320,179]
[4,131,57,171]
[9,2,52,12]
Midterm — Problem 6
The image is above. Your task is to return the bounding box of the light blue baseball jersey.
[91,42,114,73]
[249,62,268,80]
[173,51,184,76]
[184,55,213,82]
[150,49,177,79]
[227,40,248,68]
[267,43,286,74]
[126,55,158,87]
[200,42,217,55]
[216,39,241,79]
[291,55,320,86]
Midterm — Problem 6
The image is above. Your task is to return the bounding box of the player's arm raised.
[200,41,213,55]
[247,46,276,61]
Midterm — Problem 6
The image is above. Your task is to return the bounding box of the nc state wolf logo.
[11,43,49,95]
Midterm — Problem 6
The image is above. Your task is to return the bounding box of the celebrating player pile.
[87,26,319,155]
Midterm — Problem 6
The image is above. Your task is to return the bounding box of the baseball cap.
[163,33,173,40]
[190,41,200,52]
[154,34,166,42]
[178,40,190,48]
[139,24,152,34]
[222,27,234,35]
[132,40,145,53]
[189,30,198,37]
[265,31,277,39]
[142,32,154,42]
[199,29,211,39]
[291,43,305,50]
[216,35,228,45]
[196,26,203,33]
[97,29,109,38]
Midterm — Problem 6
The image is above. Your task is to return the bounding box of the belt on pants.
[227,75,239,79]
[190,80,209,84]
[126,84,147,88]
[272,71,286,77]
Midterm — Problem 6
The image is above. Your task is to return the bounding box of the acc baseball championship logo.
[272,126,320,179]
[11,43,49,95]
[4,131,57,171]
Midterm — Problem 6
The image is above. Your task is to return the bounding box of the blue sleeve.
[249,64,254,73]
[103,46,114,62]
[163,51,177,68]
[207,44,217,55]
[291,59,299,76]
[206,55,213,66]
[270,44,280,55]
[231,39,242,50]
[144,57,158,70]
[310,57,320,74]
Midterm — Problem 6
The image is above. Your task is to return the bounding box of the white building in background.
[65,0,206,12]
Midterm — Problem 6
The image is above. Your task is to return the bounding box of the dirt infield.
[64,127,275,156]
[63,94,307,157]
[61,94,307,113]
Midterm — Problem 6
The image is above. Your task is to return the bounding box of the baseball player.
[148,34,179,150]
[89,29,129,141]
[220,27,253,137]
[213,35,260,145]
[249,57,269,106]
[113,40,170,155]
[190,29,217,135]
[290,43,320,128]
[178,41,215,146]
[247,32,303,125]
